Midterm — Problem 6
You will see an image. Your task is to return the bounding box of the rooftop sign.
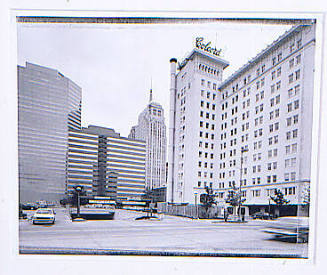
[195,37,222,56]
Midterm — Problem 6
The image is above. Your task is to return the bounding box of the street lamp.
[74,185,83,218]
[239,146,248,221]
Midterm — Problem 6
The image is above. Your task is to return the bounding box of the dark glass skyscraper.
[18,62,82,202]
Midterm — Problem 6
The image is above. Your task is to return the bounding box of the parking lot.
[19,207,308,257]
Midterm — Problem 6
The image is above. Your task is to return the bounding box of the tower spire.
[149,78,153,102]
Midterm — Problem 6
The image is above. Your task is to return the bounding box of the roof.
[178,47,229,71]
[218,24,312,89]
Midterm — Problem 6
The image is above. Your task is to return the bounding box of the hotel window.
[270,98,274,107]
[207,81,211,88]
[213,83,217,90]
[275,109,280,117]
[276,81,281,90]
[293,129,298,138]
[273,162,277,169]
[274,148,278,156]
[276,95,280,104]
[296,54,301,65]
[295,69,301,80]
[294,100,300,110]
[288,88,294,98]
[269,124,273,133]
[271,71,276,80]
[256,81,260,89]
[274,135,279,144]
[201,79,205,85]
[291,172,296,181]
[277,67,281,77]
[286,145,291,154]
[262,65,265,72]
[269,111,274,120]
[287,117,292,126]
[294,114,299,124]
[295,85,300,95]
[269,137,273,145]
[289,73,294,84]
[198,161,202,167]
[272,57,276,65]
[275,122,279,131]
[278,52,282,62]
[267,175,271,183]
[289,58,294,68]
[290,43,295,53]
[260,91,265,99]
[198,181,201,187]
[287,103,293,112]
[272,175,277,183]
[261,78,265,87]
[285,173,289,181]
[297,38,302,48]
[268,163,272,170]
[292,143,297,153]
[286,131,291,140]
[207,92,210,99]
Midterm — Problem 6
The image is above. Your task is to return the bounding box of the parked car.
[251,212,275,220]
[19,209,27,219]
[32,208,56,225]
[37,201,48,208]
[263,216,309,243]
[20,203,38,210]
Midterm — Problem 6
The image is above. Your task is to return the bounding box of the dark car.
[19,209,27,219]
[20,203,37,210]
[251,212,276,220]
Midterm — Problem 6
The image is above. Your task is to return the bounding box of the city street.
[19,208,308,258]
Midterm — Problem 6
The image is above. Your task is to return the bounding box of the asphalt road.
[19,208,308,258]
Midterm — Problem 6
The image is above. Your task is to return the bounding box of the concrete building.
[129,89,167,190]
[18,62,81,202]
[167,41,229,204]
[167,23,315,216]
[67,125,146,202]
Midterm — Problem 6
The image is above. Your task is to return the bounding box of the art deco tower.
[129,89,167,190]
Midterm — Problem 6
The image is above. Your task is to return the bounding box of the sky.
[17,20,293,137]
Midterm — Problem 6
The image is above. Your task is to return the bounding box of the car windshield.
[36,210,52,214]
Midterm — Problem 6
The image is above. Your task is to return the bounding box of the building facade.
[18,62,81,202]
[167,45,229,204]
[129,90,167,190]
[167,24,315,216]
[67,125,146,202]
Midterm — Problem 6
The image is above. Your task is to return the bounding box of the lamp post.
[194,191,198,219]
[74,185,83,218]
[239,146,248,221]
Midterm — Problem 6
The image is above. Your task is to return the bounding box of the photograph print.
[17,16,317,259]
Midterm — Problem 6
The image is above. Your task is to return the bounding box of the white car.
[263,216,309,243]
[32,208,56,225]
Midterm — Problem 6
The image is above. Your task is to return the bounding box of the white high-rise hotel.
[129,90,167,190]
[168,23,315,214]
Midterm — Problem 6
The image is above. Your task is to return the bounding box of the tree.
[301,185,310,205]
[225,182,246,219]
[200,186,217,218]
[270,189,289,216]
